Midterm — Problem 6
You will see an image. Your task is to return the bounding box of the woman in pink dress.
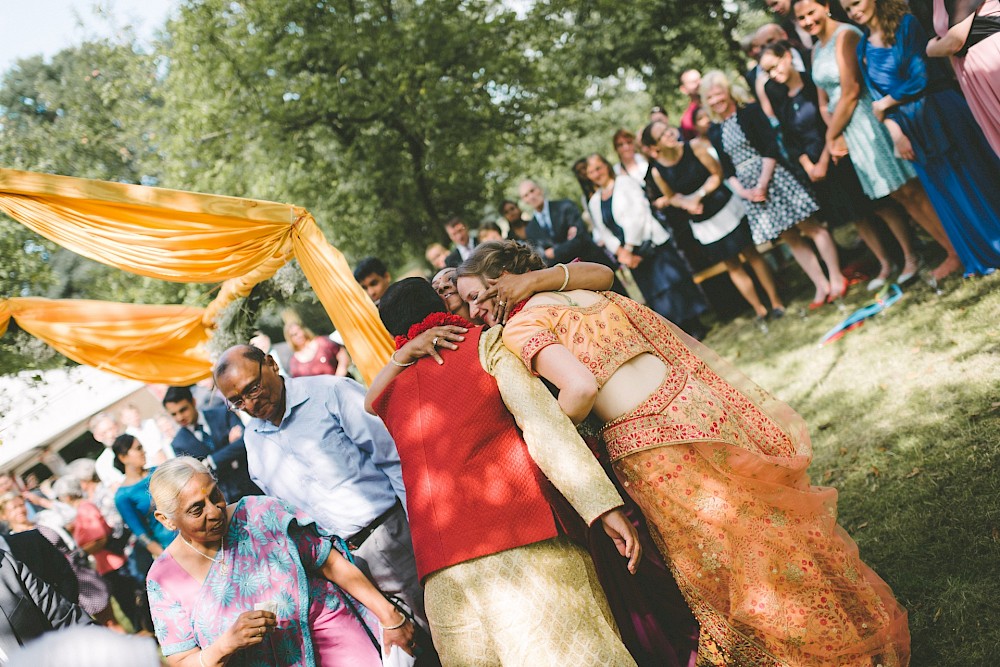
[926,0,1000,156]
[147,457,413,667]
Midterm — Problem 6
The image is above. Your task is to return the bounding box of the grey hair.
[65,459,98,483]
[149,457,213,519]
[51,476,85,500]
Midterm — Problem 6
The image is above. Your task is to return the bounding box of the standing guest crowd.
[6,0,999,665]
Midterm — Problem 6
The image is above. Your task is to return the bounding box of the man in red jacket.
[365,277,639,666]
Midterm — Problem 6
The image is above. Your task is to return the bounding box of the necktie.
[539,210,551,233]
[194,424,207,444]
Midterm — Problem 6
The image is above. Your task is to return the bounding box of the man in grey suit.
[517,179,627,294]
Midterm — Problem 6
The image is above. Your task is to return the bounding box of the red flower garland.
[394,312,475,350]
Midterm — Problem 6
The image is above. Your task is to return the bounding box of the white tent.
[0,366,161,474]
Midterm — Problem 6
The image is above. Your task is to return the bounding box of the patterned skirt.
[602,370,910,667]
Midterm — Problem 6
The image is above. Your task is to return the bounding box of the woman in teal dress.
[797,0,961,283]
[113,434,177,574]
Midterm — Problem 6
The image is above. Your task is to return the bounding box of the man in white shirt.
[213,345,431,641]
[443,217,477,268]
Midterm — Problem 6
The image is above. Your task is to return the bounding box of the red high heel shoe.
[827,283,849,303]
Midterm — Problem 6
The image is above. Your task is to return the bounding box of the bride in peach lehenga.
[455,241,910,667]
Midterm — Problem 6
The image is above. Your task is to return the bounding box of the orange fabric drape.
[0,298,212,385]
[0,168,393,383]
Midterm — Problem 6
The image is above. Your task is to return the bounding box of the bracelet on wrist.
[390,351,416,368]
[382,611,408,630]
[555,262,570,292]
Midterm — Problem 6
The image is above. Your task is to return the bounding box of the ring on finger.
[432,336,440,347]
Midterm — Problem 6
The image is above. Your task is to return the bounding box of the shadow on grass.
[699,267,1000,666]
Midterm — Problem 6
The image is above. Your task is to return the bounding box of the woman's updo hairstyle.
[150,456,213,520]
[111,434,138,473]
[456,240,545,281]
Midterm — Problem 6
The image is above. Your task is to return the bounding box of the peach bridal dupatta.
[600,293,909,667]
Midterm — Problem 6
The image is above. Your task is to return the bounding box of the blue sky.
[0,0,176,73]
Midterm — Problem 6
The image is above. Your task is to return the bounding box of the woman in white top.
[586,153,709,339]
[611,128,650,181]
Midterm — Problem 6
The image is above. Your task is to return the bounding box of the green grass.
[699,250,1000,666]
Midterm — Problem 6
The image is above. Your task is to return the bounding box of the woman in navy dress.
[847,0,1000,276]
[760,39,920,291]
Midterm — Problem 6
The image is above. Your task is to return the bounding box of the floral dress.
[717,109,819,245]
[148,496,379,667]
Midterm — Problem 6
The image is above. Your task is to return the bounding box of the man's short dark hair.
[443,217,465,230]
[354,256,389,282]
[163,385,195,407]
[378,278,448,338]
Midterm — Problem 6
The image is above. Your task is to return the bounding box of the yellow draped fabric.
[0,298,212,385]
[0,168,393,383]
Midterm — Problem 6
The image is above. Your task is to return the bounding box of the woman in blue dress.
[846,0,1000,277]
[797,0,962,284]
[113,434,178,575]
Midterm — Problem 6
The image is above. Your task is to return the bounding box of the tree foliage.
[0,0,756,373]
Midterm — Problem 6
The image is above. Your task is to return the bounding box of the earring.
[827,11,832,16]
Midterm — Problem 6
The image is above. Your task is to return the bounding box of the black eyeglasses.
[226,359,264,411]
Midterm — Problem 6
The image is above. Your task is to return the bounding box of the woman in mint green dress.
[798,0,962,283]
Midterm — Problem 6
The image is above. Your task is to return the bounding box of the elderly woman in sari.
[454,240,910,667]
[146,457,413,667]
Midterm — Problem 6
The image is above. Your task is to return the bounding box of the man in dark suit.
[162,386,260,501]
[0,538,91,658]
[517,179,627,294]
[443,217,477,268]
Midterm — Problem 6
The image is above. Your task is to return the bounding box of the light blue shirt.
[243,375,406,537]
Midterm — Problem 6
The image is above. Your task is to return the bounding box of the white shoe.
[898,257,922,284]
[866,276,887,291]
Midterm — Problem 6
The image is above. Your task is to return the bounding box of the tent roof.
[0,366,145,472]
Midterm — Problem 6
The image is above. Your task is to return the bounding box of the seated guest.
[476,221,504,244]
[443,217,477,268]
[49,478,146,632]
[147,458,414,667]
[365,277,639,666]
[518,178,627,297]
[284,320,350,378]
[162,386,259,502]
[353,257,392,305]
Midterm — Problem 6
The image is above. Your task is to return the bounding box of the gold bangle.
[555,263,570,292]
[382,611,408,630]
[389,352,416,368]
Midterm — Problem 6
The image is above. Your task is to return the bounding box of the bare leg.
[854,215,893,282]
[890,179,962,279]
[724,255,769,317]
[796,218,847,297]
[780,227,830,304]
[743,245,785,312]
[872,201,918,276]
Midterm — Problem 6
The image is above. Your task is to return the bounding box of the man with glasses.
[162,385,259,501]
[211,345,431,648]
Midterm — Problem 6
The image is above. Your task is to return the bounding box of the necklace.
[552,292,579,307]
[180,536,229,575]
